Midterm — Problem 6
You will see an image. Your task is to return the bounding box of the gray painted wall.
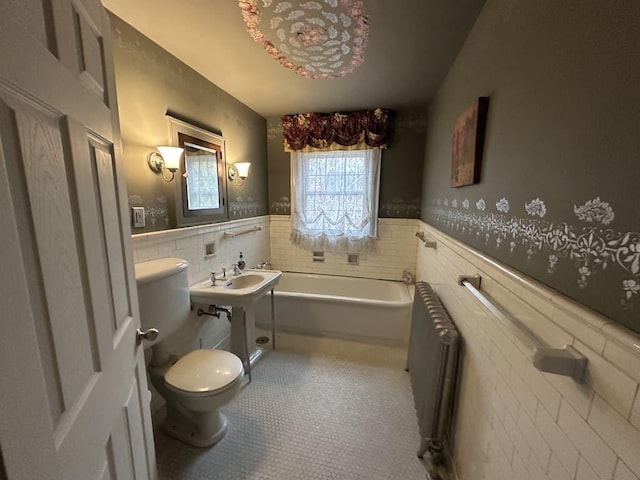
[267,110,426,217]
[0,445,5,480]
[110,15,268,232]
[421,0,640,333]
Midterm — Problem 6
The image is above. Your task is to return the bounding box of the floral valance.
[282,109,394,152]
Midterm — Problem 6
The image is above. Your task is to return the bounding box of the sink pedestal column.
[229,305,267,379]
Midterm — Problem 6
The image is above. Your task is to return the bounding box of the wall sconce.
[228,162,251,186]
[147,146,184,182]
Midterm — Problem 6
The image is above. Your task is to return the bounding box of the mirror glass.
[168,116,228,226]
[184,141,220,210]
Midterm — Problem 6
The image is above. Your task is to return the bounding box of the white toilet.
[135,257,244,448]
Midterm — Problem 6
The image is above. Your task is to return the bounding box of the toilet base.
[161,407,229,448]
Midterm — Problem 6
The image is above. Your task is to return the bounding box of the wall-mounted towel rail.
[223,225,263,238]
[415,231,437,248]
[458,275,587,383]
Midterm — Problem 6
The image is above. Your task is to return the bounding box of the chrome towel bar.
[223,225,263,238]
[458,274,587,383]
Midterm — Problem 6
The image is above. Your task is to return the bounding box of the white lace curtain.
[290,149,381,253]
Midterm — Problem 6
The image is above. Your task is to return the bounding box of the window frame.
[290,148,381,252]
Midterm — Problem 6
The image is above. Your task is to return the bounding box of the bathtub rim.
[273,270,413,306]
[274,290,410,308]
[257,271,413,346]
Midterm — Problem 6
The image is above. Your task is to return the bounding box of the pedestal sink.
[190,269,281,307]
[189,269,282,379]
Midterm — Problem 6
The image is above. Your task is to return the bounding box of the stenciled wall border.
[426,195,640,333]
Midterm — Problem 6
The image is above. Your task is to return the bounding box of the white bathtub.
[255,272,413,345]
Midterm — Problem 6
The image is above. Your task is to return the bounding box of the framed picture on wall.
[451,96,489,187]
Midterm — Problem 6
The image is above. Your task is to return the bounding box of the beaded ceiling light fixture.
[239,0,370,79]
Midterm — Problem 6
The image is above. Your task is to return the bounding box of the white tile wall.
[558,399,617,479]
[549,455,573,480]
[615,461,640,480]
[132,216,271,285]
[269,215,418,281]
[417,221,640,480]
[576,458,601,480]
[633,395,640,430]
[589,395,640,475]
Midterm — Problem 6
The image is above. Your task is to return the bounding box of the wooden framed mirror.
[168,115,228,226]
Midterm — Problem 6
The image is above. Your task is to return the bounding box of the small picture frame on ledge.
[451,96,489,188]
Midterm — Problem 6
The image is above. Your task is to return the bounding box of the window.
[290,149,381,253]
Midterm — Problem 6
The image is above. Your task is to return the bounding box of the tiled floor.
[154,333,428,479]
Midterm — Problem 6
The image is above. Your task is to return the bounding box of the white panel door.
[0,1,156,479]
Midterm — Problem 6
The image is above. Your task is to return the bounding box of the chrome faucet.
[210,267,226,285]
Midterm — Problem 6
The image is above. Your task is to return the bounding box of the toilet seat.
[164,349,244,396]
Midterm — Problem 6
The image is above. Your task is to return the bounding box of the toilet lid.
[165,349,244,393]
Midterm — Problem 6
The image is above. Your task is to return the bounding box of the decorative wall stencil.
[394,112,428,133]
[379,198,421,218]
[496,197,509,213]
[239,0,369,79]
[146,206,170,226]
[270,196,291,214]
[229,196,267,217]
[267,118,284,140]
[573,196,615,225]
[451,97,489,187]
[128,194,143,207]
[426,195,640,333]
[524,197,547,217]
[128,195,170,228]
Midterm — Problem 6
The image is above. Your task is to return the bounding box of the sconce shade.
[235,162,251,179]
[156,146,183,172]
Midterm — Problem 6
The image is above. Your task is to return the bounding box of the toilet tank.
[134,257,190,346]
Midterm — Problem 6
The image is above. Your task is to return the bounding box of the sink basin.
[225,274,264,289]
[190,269,282,307]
